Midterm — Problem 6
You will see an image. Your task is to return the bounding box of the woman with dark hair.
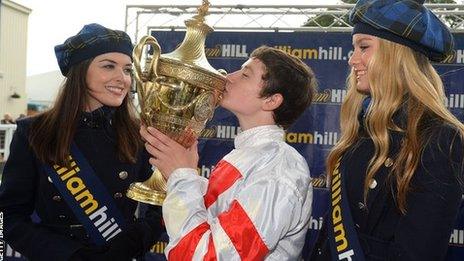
[0,23,163,261]
[311,1,464,260]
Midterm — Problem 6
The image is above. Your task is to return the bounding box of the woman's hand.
[140,126,199,180]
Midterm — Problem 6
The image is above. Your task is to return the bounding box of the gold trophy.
[126,0,227,206]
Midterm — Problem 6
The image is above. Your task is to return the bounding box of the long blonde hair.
[327,38,464,214]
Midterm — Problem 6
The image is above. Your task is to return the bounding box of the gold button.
[369,179,377,189]
[118,171,128,180]
[384,158,393,167]
[114,192,123,198]
[52,195,61,201]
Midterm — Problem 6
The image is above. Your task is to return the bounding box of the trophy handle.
[132,36,162,123]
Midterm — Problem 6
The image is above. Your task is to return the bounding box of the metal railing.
[0,124,17,162]
[124,4,464,42]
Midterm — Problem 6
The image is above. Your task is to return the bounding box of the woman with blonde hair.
[311,0,464,260]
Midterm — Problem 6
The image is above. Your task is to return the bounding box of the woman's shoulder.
[16,115,36,126]
[422,121,463,169]
[14,115,41,135]
[426,122,463,149]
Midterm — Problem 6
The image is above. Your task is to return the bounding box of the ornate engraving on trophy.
[194,92,215,121]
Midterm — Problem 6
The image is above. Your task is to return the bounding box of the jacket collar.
[234,125,284,149]
[79,106,116,128]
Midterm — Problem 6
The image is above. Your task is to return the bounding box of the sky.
[13,0,339,76]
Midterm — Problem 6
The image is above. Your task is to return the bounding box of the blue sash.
[43,144,126,246]
[327,159,365,260]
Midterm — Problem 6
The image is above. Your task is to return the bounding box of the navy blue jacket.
[310,115,463,261]
[0,107,164,260]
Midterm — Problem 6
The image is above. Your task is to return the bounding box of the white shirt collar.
[234,125,284,149]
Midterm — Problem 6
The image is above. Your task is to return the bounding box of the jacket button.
[384,157,393,167]
[59,215,66,219]
[52,195,61,201]
[358,202,366,210]
[47,176,53,183]
[369,179,377,189]
[118,171,128,180]
[114,192,123,199]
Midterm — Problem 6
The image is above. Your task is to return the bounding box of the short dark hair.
[251,46,316,129]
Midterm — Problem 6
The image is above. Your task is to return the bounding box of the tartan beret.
[349,0,455,62]
[54,23,133,76]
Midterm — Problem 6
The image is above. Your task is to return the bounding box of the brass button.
[118,171,128,180]
[384,158,393,167]
[48,176,53,183]
[369,179,377,189]
[114,192,123,199]
[52,195,61,201]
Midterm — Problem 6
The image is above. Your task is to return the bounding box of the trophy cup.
[126,0,227,206]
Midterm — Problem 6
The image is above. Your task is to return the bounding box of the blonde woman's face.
[348,34,379,94]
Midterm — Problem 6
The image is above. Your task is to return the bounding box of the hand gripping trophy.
[126,0,226,205]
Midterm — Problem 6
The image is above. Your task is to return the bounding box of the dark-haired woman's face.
[85,52,132,111]
[349,34,379,94]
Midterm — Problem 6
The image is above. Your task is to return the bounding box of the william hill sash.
[328,159,365,261]
[43,144,126,246]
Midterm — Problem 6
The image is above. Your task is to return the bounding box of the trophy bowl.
[126,0,227,206]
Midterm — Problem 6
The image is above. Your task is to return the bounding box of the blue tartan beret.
[349,0,455,62]
[54,23,133,76]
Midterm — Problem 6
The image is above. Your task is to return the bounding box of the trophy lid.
[158,0,226,90]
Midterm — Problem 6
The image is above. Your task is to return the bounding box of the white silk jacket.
[163,125,313,260]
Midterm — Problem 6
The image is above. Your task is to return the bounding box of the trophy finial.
[193,0,210,22]
[162,0,222,75]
